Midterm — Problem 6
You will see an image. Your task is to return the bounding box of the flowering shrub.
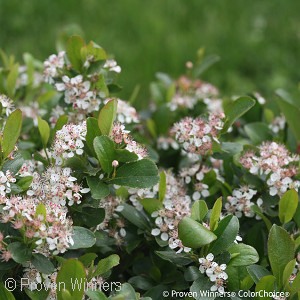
[0,37,299,300]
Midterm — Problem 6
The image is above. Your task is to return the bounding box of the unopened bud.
[112,160,119,167]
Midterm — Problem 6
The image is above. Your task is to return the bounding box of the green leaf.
[139,198,162,214]
[228,243,259,266]
[35,203,47,220]
[191,200,208,222]
[0,283,16,300]
[67,36,85,71]
[190,276,215,300]
[178,217,217,248]
[255,275,276,300]
[222,96,256,133]
[276,89,300,141]
[120,203,149,230]
[250,205,272,231]
[209,215,239,255]
[115,149,138,163]
[80,206,105,227]
[158,171,166,202]
[279,189,298,224]
[56,259,86,300]
[2,109,22,158]
[85,290,108,300]
[7,242,31,263]
[78,253,98,267]
[194,54,220,77]
[109,159,159,188]
[38,117,50,148]
[282,259,296,288]
[81,41,107,62]
[86,117,101,155]
[86,176,110,200]
[110,283,138,300]
[16,176,33,191]
[98,99,118,135]
[31,253,55,274]
[93,254,120,277]
[6,63,19,97]
[155,250,193,266]
[291,272,300,293]
[209,197,222,231]
[69,226,96,250]
[93,136,115,174]
[268,225,295,288]
[247,265,271,284]
[244,122,273,144]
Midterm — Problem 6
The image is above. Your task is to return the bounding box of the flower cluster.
[43,51,66,84]
[240,142,300,196]
[0,170,16,196]
[98,195,126,245]
[199,253,228,293]
[171,113,225,155]
[0,196,74,256]
[0,94,14,117]
[110,122,147,159]
[179,164,210,199]
[114,99,139,124]
[168,76,219,111]
[269,115,285,134]
[27,166,89,206]
[156,136,179,151]
[52,121,87,165]
[150,172,192,253]
[55,75,100,116]
[225,186,263,218]
[23,263,58,300]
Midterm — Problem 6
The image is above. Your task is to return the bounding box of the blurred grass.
[1,0,300,106]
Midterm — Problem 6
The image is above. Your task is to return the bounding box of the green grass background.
[1,0,300,105]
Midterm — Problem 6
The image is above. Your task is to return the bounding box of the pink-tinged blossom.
[107,99,139,124]
[149,172,192,253]
[167,76,219,111]
[52,122,87,165]
[27,166,89,206]
[110,122,147,159]
[240,142,300,196]
[97,195,126,245]
[171,113,225,156]
[55,75,100,115]
[199,253,228,294]
[225,186,263,219]
[0,170,16,196]
[43,51,66,84]
[0,196,74,256]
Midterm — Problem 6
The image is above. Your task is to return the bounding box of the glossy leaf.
[209,215,239,255]
[86,176,110,200]
[56,259,86,300]
[222,96,255,133]
[268,225,295,288]
[279,189,298,224]
[38,117,50,148]
[93,136,115,174]
[69,226,96,250]
[93,254,120,277]
[98,99,118,135]
[178,217,217,248]
[209,197,222,231]
[2,109,22,158]
[109,159,159,188]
